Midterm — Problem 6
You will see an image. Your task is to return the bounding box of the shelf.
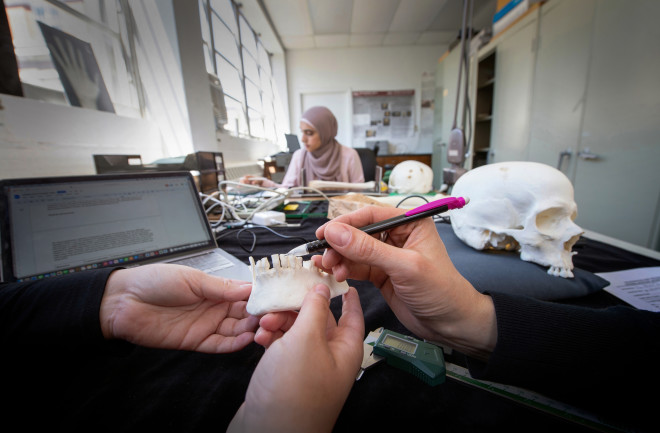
[478,78,495,89]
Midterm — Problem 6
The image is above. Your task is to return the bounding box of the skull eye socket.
[535,207,572,235]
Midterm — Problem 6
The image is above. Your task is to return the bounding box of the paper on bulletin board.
[596,266,660,312]
[352,90,415,149]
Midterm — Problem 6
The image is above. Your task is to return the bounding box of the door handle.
[557,148,572,170]
[578,147,601,161]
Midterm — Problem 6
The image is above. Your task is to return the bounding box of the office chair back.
[356,147,378,182]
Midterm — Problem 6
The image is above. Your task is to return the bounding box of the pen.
[287,196,469,256]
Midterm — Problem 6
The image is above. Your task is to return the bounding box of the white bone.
[450,161,583,278]
[388,160,434,194]
[246,254,349,315]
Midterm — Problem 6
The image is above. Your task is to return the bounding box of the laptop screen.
[0,172,215,282]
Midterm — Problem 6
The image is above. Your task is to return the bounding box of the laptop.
[0,171,250,283]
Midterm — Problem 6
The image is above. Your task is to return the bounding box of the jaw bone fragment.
[246,254,349,315]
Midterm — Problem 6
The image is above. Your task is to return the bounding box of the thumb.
[293,284,332,339]
[324,222,400,270]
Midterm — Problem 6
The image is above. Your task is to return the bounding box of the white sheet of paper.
[596,266,660,312]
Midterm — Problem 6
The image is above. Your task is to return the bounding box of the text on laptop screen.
[6,175,213,281]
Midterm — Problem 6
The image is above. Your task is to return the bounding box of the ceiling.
[258,0,498,51]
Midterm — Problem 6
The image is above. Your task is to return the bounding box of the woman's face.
[300,121,322,152]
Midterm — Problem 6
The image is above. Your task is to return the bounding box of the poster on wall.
[419,71,435,150]
[38,22,115,113]
[352,90,414,152]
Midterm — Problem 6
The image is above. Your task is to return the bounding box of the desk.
[214,218,659,432]
[14,216,656,432]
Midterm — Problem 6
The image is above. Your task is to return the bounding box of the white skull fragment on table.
[388,160,434,194]
[246,254,349,315]
[449,161,583,278]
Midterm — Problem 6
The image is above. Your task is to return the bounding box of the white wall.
[286,44,446,153]
[0,0,282,179]
[0,94,164,178]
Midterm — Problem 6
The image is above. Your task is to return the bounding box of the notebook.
[0,171,250,283]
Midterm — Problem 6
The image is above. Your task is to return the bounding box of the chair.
[355,147,378,182]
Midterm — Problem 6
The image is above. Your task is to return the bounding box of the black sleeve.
[467,292,660,421]
[0,268,117,348]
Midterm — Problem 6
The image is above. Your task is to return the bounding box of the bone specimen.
[450,161,583,278]
[246,254,349,315]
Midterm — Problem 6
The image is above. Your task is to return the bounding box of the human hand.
[228,284,364,433]
[48,37,100,109]
[100,264,259,353]
[239,175,265,186]
[312,206,497,358]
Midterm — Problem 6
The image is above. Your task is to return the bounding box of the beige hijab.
[299,106,342,183]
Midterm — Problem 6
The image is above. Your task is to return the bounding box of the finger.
[258,311,298,333]
[192,272,252,302]
[315,206,405,240]
[337,287,364,336]
[202,332,256,354]
[218,314,259,336]
[323,222,412,274]
[254,327,284,348]
[291,284,332,341]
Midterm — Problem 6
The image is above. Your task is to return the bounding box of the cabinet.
[434,0,660,250]
[376,154,432,169]
[473,52,496,168]
[527,0,660,249]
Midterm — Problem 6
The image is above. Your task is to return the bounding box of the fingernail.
[326,224,351,247]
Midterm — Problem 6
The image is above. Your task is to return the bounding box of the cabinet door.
[526,0,596,176]
[488,11,539,163]
[433,47,462,179]
[574,0,660,249]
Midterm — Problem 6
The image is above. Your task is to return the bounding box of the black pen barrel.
[305,204,449,253]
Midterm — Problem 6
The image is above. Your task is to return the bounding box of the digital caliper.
[371,328,446,386]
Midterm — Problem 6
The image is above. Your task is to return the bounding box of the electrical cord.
[207,180,335,253]
[216,224,311,253]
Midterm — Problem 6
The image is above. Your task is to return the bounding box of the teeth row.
[249,254,320,276]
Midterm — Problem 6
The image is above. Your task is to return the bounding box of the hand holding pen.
[288,196,469,256]
[306,200,493,356]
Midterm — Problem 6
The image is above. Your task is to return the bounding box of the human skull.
[388,160,433,194]
[450,161,583,278]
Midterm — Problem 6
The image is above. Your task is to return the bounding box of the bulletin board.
[352,90,415,150]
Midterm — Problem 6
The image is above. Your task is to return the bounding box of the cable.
[217,224,311,253]
[452,0,470,130]
[395,195,430,208]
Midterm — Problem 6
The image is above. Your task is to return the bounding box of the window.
[5,0,144,117]
[198,0,285,142]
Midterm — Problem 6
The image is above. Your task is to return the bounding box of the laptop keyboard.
[170,251,233,273]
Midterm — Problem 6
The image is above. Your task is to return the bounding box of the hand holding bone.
[100,264,259,353]
[229,284,364,433]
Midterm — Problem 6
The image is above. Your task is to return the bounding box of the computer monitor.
[93,154,145,174]
[285,134,301,152]
[185,151,226,193]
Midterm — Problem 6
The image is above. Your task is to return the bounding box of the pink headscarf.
[299,106,342,183]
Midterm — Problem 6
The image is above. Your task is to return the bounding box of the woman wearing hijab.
[241,106,364,188]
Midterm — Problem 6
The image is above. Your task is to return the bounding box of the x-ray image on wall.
[38,22,115,113]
